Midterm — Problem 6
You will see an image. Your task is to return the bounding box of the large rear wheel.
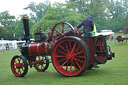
[52,36,91,76]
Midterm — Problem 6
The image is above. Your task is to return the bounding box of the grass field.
[0,39,128,85]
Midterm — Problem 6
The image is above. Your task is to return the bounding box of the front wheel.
[11,55,28,77]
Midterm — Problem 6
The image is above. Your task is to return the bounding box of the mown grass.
[0,38,128,85]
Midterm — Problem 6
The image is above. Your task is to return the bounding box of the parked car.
[97,30,114,36]
[97,30,114,40]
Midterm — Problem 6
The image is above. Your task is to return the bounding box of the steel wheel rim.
[52,39,87,76]
[11,56,25,76]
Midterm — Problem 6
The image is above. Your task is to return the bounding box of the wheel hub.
[16,63,23,69]
[66,52,74,60]
[37,60,44,65]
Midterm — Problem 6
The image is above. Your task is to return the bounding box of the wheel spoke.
[75,60,81,70]
[55,36,61,40]
[74,51,84,56]
[65,43,69,53]
[58,50,67,55]
[19,71,22,74]
[14,65,16,68]
[18,58,21,63]
[66,60,69,71]
[55,29,63,36]
[55,55,66,58]
[74,45,81,53]
[76,56,86,59]
[60,60,68,68]
[37,64,39,67]
[63,30,72,35]
[21,67,24,71]
[68,41,72,51]
[70,63,72,73]
[36,56,40,60]
[18,69,21,74]
[59,45,67,52]
[14,61,17,64]
[39,65,41,69]
[38,57,41,60]
[72,61,78,71]
[71,43,77,53]
[58,58,66,63]
[41,65,45,69]
[62,23,64,33]
[74,58,84,63]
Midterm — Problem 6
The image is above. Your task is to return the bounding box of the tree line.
[0,0,128,40]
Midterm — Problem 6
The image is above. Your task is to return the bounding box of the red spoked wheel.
[11,55,28,77]
[34,56,49,72]
[52,36,91,76]
[95,35,108,64]
[51,22,75,43]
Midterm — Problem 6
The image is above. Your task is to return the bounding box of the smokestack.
[22,16,30,42]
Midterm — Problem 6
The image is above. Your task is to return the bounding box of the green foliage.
[0,11,16,39]
[108,1,126,32]
[110,16,126,32]
[0,0,128,40]
[93,17,110,31]
[67,0,127,32]
[24,1,51,22]
[14,20,24,39]
[30,0,127,34]
[31,3,84,35]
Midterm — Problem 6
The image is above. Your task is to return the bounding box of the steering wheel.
[51,22,75,43]
[75,29,84,37]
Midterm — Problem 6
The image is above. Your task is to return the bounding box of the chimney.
[23,16,30,42]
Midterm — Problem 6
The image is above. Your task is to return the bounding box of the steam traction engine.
[11,16,115,77]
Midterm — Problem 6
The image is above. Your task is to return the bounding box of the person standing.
[6,43,9,50]
[76,16,94,37]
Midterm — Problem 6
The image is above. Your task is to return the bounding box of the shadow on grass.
[24,67,108,79]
